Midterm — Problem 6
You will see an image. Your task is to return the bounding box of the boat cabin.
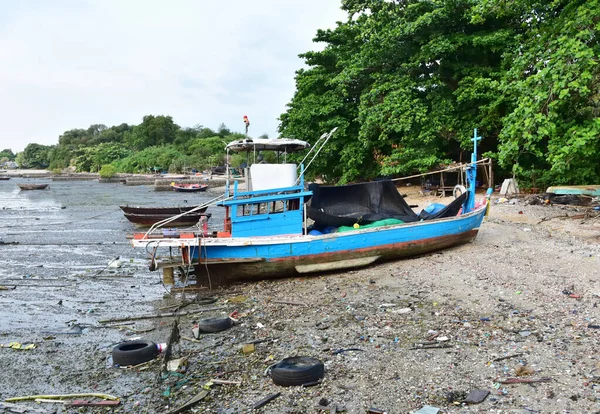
[219,138,312,237]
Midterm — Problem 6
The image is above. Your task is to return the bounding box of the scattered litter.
[242,344,255,354]
[515,365,535,376]
[414,405,440,414]
[166,357,188,372]
[463,389,490,404]
[228,295,248,303]
[0,342,36,350]
[252,392,281,410]
[392,307,412,314]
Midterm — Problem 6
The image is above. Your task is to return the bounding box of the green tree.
[20,143,53,169]
[0,149,16,160]
[495,0,600,186]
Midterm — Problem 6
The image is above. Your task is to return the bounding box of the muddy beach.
[1,177,600,413]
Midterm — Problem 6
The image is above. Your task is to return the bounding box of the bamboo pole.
[6,393,119,402]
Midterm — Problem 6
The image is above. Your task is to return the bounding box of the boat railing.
[142,193,232,239]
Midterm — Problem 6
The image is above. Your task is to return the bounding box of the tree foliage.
[280,0,600,186]
[20,143,53,169]
[0,149,16,161]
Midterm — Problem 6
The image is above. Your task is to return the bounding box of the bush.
[99,164,116,178]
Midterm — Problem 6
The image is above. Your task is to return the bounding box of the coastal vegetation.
[16,116,249,174]
[280,0,600,187]
[14,0,599,188]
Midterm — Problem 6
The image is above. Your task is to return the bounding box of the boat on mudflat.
[130,128,490,286]
[17,183,49,190]
[119,205,207,215]
[171,183,208,192]
[124,212,211,228]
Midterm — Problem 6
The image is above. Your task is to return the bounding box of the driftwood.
[98,306,224,324]
[272,300,306,306]
[492,353,524,362]
[161,319,181,374]
[5,393,119,402]
[497,377,552,384]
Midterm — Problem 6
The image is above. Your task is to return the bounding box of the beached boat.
[171,183,208,192]
[124,212,211,228]
[130,128,489,286]
[120,205,207,215]
[17,183,49,190]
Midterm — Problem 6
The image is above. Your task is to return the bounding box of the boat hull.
[120,205,207,215]
[124,212,209,227]
[172,184,208,192]
[17,183,48,190]
[138,205,487,286]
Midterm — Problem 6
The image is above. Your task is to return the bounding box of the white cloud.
[0,0,346,152]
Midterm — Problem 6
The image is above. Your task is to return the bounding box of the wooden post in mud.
[163,267,174,285]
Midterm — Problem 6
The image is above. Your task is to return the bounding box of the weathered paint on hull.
[193,229,479,285]
[188,201,486,286]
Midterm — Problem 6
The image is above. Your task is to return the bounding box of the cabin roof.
[225,138,309,153]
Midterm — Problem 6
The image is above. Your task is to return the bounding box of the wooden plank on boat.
[295,256,381,274]
[155,257,264,269]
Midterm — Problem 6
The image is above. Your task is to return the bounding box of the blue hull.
[189,205,487,285]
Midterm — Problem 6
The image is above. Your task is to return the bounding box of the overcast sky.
[0,0,346,153]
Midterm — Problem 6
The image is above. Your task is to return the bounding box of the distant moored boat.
[171,183,208,192]
[17,183,49,190]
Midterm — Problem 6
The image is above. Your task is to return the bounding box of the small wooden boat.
[171,183,208,192]
[17,183,49,190]
[119,205,207,215]
[124,212,211,228]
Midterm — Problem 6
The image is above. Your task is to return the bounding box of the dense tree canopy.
[280,0,599,187]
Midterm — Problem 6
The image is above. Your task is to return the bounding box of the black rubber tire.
[270,356,325,386]
[197,317,233,333]
[112,340,158,366]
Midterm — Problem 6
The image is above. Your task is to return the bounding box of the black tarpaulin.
[307,180,468,228]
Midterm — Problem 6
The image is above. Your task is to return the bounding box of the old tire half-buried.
[197,317,233,333]
[112,340,158,366]
[270,356,324,386]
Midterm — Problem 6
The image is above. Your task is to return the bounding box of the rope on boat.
[143,193,232,237]
[390,158,492,182]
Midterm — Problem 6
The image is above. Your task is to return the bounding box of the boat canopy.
[225,138,310,153]
[307,180,467,228]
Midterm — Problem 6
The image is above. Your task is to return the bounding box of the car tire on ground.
[197,317,233,333]
[270,356,325,386]
[112,340,158,366]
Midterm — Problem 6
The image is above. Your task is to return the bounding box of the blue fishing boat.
[131,128,489,286]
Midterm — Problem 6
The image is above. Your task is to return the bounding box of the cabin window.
[287,198,300,211]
